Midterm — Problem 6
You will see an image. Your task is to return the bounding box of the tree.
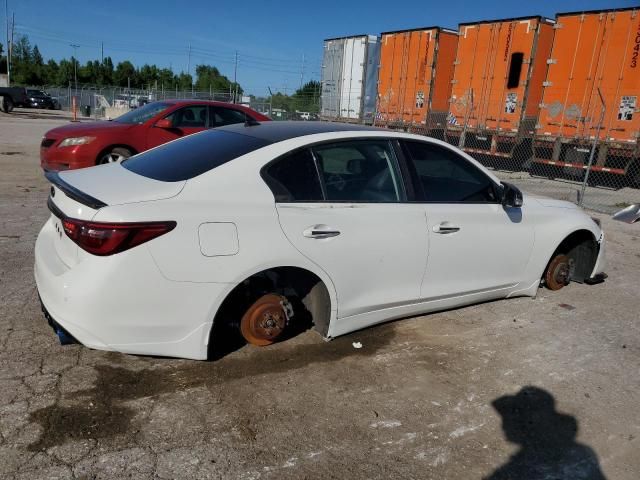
[139,64,160,88]
[176,72,193,90]
[2,34,247,95]
[158,68,175,89]
[32,45,44,66]
[114,60,136,87]
[194,64,241,95]
[56,59,74,85]
[291,80,320,113]
[79,60,99,84]
[0,42,6,74]
[12,35,35,84]
[270,92,292,111]
[100,57,114,85]
[44,59,59,84]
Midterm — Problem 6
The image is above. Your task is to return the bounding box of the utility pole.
[70,44,79,94]
[4,0,9,85]
[8,12,15,87]
[233,50,238,103]
[101,41,104,63]
[187,43,191,78]
[267,86,274,117]
[300,53,305,89]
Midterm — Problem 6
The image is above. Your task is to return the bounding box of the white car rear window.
[123,130,270,182]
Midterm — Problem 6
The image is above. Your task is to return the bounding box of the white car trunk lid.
[57,163,185,206]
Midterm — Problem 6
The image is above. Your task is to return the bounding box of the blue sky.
[5,0,636,96]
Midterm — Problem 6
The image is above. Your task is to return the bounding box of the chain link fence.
[29,84,298,120]
[373,97,640,215]
[24,83,640,213]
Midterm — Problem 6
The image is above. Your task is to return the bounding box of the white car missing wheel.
[34,121,606,359]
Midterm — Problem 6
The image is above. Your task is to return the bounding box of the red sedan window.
[166,106,208,128]
[210,106,248,127]
[113,102,171,124]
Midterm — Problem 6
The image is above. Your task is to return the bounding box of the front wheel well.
[95,144,137,164]
[208,267,331,359]
[547,229,599,283]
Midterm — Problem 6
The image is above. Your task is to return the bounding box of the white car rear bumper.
[34,219,231,360]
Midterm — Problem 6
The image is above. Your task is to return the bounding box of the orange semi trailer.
[533,7,640,186]
[445,16,555,160]
[376,27,458,134]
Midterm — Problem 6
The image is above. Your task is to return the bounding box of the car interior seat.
[360,167,397,202]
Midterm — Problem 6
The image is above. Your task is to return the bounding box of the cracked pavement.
[0,110,639,479]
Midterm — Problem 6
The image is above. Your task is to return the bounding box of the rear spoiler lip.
[47,196,66,220]
[45,170,107,210]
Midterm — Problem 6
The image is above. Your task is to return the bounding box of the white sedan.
[35,121,607,359]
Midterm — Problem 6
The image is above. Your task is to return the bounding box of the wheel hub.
[554,263,570,285]
[545,254,571,290]
[240,294,289,346]
[101,153,125,164]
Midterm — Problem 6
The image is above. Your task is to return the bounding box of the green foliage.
[113,60,136,87]
[176,72,193,90]
[269,81,321,113]
[5,34,244,93]
[0,41,6,74]
[292,80,320,112]
[194,64,242,95]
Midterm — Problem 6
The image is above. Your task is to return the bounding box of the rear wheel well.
[547,230,599,283]
[208,267,331,359]
[95,145,137,164]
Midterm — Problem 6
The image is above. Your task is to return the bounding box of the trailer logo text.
[631,20,640,68]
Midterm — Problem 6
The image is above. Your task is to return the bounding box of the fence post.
[579,88,606,207]
[459,89,474,149]
[71,96,77,122]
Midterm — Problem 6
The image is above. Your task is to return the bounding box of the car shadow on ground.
[485,386,607,480]
[27,323,397,451]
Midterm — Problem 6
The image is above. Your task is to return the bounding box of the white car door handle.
[303,225,341,239]
[433,223,461,234]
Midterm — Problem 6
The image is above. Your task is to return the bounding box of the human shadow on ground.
[485,386,606,480]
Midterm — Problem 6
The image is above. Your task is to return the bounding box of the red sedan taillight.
[61,218,176,256]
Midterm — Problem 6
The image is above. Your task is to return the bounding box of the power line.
[187,43,191,78]
[18,26,319,78]
[233,50,238,103]
[16,23,320,69]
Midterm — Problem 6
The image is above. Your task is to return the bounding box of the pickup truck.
[0,86,28,113]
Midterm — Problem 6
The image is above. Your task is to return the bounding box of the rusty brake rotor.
[545,254,571,290]
[240,294,289,346]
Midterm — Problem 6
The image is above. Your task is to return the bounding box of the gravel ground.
[494,170,640,216]
[0,110,638,479]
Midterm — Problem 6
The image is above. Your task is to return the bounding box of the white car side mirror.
[612,204,640,224]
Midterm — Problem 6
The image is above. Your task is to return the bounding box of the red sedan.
[40,100,270,171]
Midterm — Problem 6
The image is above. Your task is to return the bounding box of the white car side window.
[312,140,403,203]
[403,141,499,203]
